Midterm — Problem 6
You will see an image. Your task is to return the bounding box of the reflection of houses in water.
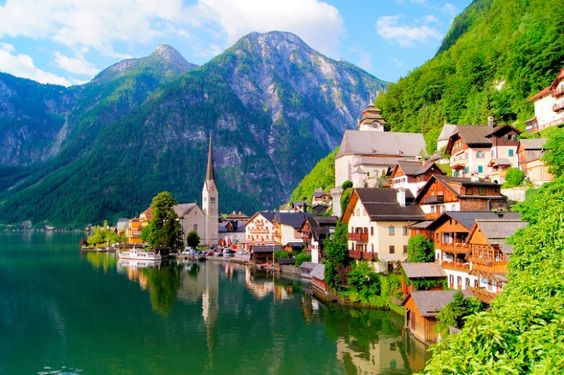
[116,260,156,289]
[336,337,407,374]
[243,267,292,302]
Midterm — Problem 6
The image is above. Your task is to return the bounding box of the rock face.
[0,32,385,226]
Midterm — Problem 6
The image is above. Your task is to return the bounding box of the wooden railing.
[348,250,378,261]
[423,195,445,204]
[472,261,508,274]
[470,287,498,304]
[439,242,471,254]
[349,250,362,260]
[441,261,470,272]
[348,232,368,242]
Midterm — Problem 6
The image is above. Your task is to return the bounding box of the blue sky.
[0,0,472,86]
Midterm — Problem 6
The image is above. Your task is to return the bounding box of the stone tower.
[202,137,219,245]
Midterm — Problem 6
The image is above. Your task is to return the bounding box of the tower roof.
[206,136,214,181]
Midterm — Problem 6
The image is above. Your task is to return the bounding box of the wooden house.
[518,138,553,186]
[467,218,527,304]
[390,160,445,196]
[403,290,472,343]
[300,215,338,263]
[401,263,446,298]
[414,175,507,220]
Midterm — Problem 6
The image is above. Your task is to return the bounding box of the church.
[138,137,219,245]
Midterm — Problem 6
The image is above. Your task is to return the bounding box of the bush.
[436,292,483,333]
[407,234,435,262]
[341,180,353,190]
[504,167,525,187]
[295,251,311,266]
[348,261,381,298]
[274,250,289,260]
[186,230,200,248]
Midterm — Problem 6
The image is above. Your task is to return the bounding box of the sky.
[0,0,472,86]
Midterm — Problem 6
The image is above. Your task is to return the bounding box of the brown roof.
[395,160,444,177]
[415,175,504,203]
[474,219,528,248]
[519,138,547,150]
[404,290,473,317]
[485,125,521,138]
[354,188,425,221]
[530,67,564,101]
[449,126,493,148]
[427,211,522,231]
[402,263,446,279]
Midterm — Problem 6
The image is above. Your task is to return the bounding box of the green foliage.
[144,192,183,251]
[375,0,563,141]
[347,261,381,298]
[436,292,483,333]
[542,127,564,177]
[407,234,435,262]
[294,251,311,266]
[290,149,337,203]
[341,180,353,190]
[86,221,124,247]
[503,167,525,187]
[186,230,200,248]
[340,188,352,219]
[274,250,290,260]
[323,221,349,288]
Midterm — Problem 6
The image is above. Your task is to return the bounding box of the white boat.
[118,248,161,261]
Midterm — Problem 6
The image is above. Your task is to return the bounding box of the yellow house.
[342,188,426,273]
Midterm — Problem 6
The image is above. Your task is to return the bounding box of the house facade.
[273,212,309,246]
[390,160,445,196]
[446,125,493,178]
[244,211,276,248]
[518,138,553,186]
[343,188,425,273]
[301,216,338,263]
[415,175,507,220]
[528,67,564,132]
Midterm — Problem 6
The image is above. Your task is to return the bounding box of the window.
[193,224,198,230]
[388,226,395,236]
[210,197,216,203]
[463,167,469,174]
[402,226,408,235]
[449,275,454,288]
[371,227,374,236]
[509,149,514,157]
[466,278,471,287]
[478,165,483,173]
[457,276,462,290]
[476,151,484,158]
[389,245,395,254]
[403,245,408,254]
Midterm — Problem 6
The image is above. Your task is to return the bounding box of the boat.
[118,247,161,261]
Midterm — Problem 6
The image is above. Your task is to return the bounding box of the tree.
[407,234,435,262]
[504,167,525,187]
[348,261,381,298]
[323,221,350,288]
[542,127,564,177]
[186,230,200,248]
[436,292,483,332]
[145,192,183,251]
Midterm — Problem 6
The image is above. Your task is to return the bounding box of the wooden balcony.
[423,195,445,204]
[441,261,470,272]
[553,101,564,112]
[470,287,498,304]
[349,250,362,260]
[471,260,508,274]
[348,232,368,242]
[451,159,466,170]
[439,242,471,255]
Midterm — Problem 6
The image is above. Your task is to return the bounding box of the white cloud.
[376,15,442,47]
[191,0,345,56]
[0,43,71,85]
[54,52,100,76]
[442,3,458,18]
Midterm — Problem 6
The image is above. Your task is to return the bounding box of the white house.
[528,67,564,132]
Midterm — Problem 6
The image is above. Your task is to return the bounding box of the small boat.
[118,247,161,261]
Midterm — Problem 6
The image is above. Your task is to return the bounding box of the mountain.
[0,32,385,226]
[375,0,563,151]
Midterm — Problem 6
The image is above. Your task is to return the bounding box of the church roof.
[206,136,215,181]
[336,130,427,159]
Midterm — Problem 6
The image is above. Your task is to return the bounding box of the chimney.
[396,188,406,207]
[487,116,494,128]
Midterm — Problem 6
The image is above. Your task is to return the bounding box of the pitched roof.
[475,219,528,245]
[415,175,504,203]
[275,212,310,229]
[428,211,522,230]
[488,158,512,167]
[446,126,492,152]
[404,290,472,317]
[310,263,325,280]
[485,125,521,138]
[530,67,564,101]
[519,138,547,150]
[395,160,443,177]
[353,188,425,221]
[173,203,199,217]
[336,130,427,159]
[251,245,283,253]
[402,263,446,279]
[437,124,458,142]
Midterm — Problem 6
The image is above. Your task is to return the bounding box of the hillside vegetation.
[376,0,564,151]
[290,149,337,203]
[422,128,564,373]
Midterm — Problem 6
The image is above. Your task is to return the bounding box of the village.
[101,67,563,346]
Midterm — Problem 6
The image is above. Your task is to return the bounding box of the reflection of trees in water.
[141,264,184,315]
[84,252,117,272]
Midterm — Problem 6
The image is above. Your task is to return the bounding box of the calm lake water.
[0,232,429,375]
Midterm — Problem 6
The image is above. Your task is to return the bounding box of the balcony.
[424,195,445,204]
[348,232,369,242]
[471,260,508,274]
[451,159,466,170]
[441,261,470,272]
[439,242,471,255]
[470,287,498,304]
[349,250,362,260]
[553,87,564,97]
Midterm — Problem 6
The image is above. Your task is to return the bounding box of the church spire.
[206,136,214,181]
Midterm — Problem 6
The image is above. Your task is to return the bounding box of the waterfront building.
[300,215,338,263]
[518,138,553,186]
[402,290,472,343]
[526,67,564,132]
[126,218,143,245]
[414,175,507,220]
[400,263,447,298]
[273,211,310,247]
[342,188,425,273]
[389,160,445,196]
[244,211,276,248]
[466,218,527,304]
[427,211,521,290]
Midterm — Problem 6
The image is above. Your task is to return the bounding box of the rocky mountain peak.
[150,44,195,72]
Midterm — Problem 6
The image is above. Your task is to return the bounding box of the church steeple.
[206,136,214,182]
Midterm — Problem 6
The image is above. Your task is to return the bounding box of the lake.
[0,232,429,374]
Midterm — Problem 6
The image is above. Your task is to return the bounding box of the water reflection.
[83,252,118,272]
